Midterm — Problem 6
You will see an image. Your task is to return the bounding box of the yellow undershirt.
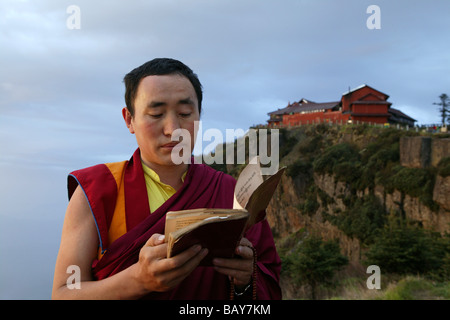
[141,162,187,213]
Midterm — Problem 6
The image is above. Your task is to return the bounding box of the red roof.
[342,84,390,100]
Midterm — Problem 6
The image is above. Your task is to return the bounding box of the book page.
[233,156,264,209]
[165,209,247,238]
[244,166,285,227]
[171,217,208,231]
[165,213,210,237]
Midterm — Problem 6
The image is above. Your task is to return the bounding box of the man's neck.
[142,161,188,191]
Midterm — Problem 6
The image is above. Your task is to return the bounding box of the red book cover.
[168,214,249,266]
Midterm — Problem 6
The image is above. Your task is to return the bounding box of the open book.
[164,157,285,265]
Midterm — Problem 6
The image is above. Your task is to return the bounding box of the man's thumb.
[145,233,165,247]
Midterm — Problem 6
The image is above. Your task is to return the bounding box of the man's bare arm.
[51,186,207,300]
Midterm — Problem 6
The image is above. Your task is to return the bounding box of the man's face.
[123,74,200,169]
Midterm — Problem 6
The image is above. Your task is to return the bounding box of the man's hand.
[132,233,208,293]
[212,237,254,288]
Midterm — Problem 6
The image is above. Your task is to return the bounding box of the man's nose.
[163,113,181,137]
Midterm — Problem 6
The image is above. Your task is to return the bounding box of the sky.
[1,0,449,299]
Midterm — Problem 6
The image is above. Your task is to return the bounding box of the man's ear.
[122,107,135,134]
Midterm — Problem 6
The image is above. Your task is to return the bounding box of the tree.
[365,219,448,278]
[433,93,450,126]
[283,236,348,299]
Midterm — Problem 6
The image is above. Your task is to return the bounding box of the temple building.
[267,84,416,127]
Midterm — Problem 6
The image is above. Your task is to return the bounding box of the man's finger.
[235,237,254,259]
[163,245,204,269]
[161,248,209,287]
[235,245,254,260]
[144,233,165,247]
[239,237,253,248]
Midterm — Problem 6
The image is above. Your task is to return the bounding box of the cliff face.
[434,175,450,212]
[267,171,450,264]
[264,127,450,265]
[400,137,450,168]
[397,136,450,233]
[266,173,362,262]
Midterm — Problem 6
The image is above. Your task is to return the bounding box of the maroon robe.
[68,148,282,299]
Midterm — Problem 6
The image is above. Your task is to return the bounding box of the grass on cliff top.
[328,275,450,300]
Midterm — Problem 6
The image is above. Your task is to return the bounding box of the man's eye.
[180,113,191,118]
[150,114,163,119]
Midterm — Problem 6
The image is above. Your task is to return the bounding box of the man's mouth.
[160,142,179,149]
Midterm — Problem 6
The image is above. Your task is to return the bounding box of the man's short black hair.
[123,58,203,116]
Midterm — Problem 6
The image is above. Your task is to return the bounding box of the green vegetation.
[207,124,450,299]
[313,142,360,176]
[365,217,450,280]
[327,275,450,300]
[382,276,450,300]
[279,128,299,158]
[380,165,438,210]
[324,195,386,246]
[278,125,449,298]
[282,235,348,299]
[286,159,311,179]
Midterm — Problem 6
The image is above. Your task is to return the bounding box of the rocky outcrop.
[400,136,450,168]
[266,170,450,265]
[267,174,362,263]
[266,175,304,238]
[376,184,450,234]
[400,136,431,168]
[431,138,450,167]
[433,175,450,211]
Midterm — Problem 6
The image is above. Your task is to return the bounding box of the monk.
[52,58,282,300]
